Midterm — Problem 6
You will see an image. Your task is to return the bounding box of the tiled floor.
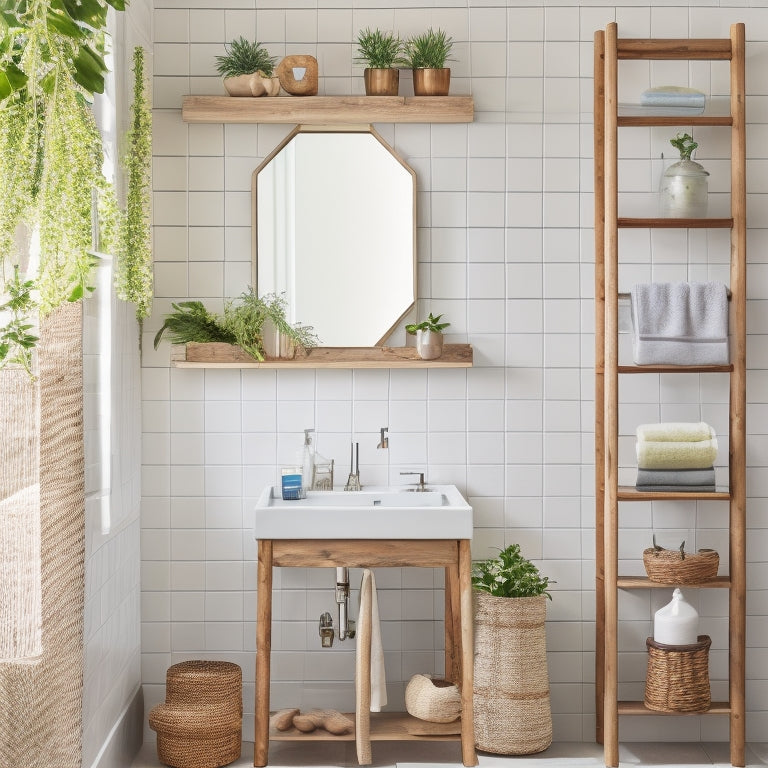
[132,741,768,767]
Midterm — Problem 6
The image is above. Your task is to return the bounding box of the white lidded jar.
[653,588,699,645]
[659,158,709,218]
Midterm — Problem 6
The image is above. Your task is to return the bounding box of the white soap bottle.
[299,429,315,495]
[653,588,699,645]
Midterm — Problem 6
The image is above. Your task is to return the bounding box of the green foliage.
[402,28,454,69]
[117,46,154,323]
[154,291,320,362]
[472,544,553,599]
[0,265,38,376]
[405,312,450,334]
[215,37,277,78]
[153,301,236,349]
[670,132,698,161]
[355,28,403,69]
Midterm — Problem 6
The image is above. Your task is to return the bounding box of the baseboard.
[88,685,144,768]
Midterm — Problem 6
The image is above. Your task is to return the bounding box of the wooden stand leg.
[445,563,461,683]
[355,570,373,765]
[458,540,477,767]
[254,540,273,767]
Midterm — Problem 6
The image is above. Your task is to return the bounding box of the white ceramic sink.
[254,484,472,540]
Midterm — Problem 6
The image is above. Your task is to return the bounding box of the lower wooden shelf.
[171,342,473,368]
[617,485,730,501]
[269,712,462,742]
[617,575,731,589]
[617,701,731,716]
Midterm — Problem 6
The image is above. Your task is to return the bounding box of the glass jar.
[659,158,709,218]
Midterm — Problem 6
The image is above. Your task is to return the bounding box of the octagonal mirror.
[252,127,416,347]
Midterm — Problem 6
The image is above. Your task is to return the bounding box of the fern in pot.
[215,37,279,97]
[471,544,553,755]
[355,27,403,96]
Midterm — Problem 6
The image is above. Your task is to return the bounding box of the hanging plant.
[117,45,153,324]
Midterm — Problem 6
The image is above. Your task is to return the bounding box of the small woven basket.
[643,546,718,584]
[644,635,711,713]
[405,674,461,723]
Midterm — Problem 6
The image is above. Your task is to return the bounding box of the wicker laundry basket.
[644,635,711,713]
[149,660,242,768]
[473,592,552,755]
[643,546,719,584]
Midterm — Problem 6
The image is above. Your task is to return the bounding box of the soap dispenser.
[653,588,699,645]
[299,429,315,495]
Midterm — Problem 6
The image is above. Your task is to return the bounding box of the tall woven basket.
[644,635,711,713]
[473,592,552,755]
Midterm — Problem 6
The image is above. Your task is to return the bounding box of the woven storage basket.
[405,674,461,723]
[149,660,242,768]
[643,546,719,584]
[644,635,711,713]
[473,592,552,755]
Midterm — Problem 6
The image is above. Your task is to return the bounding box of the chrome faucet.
[401,471,427,491]
[377,427,389,449]
[344,441,361,491]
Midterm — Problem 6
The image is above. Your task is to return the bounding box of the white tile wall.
[142,0,768,746]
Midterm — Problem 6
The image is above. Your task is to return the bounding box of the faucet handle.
[400,471,426,491]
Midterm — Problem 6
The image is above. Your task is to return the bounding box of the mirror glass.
[253,129,416,347]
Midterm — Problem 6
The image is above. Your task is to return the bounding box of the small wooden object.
[644,635,711,713]
[277,55,318,95]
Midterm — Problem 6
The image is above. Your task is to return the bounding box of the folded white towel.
[636,422,715,443]
[641,86,705,108]
[359,568,387,712]
[631,282,729,365]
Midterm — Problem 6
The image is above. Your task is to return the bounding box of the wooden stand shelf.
[594,22,746,768]
[170,342,473,369]
[182,95,474,125]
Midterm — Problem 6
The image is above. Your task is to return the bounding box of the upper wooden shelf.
[617,114,732,127]
[618,217,733,229]
[181,95,474,124]
[616,38,733,60]
[171,342,473,369]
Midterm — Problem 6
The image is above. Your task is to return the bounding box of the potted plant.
[402,28,454,96]
[355,27,403,96]
[471,544,553,755]
[405,312,450,360]
[659,132,709,218]
[215,37,279,97]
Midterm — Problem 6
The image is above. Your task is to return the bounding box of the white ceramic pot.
[416,329,444,360]
[659,158,709,217]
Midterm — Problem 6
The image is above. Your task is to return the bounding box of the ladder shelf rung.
[617,485,731,501]
[617,576,732,589]
[617,701,732,715]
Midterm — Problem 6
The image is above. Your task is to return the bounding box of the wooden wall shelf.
[182,95,474,124]
[170,342,473,369]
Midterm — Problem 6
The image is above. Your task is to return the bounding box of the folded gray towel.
[630,282,729,365]
[635,484,716,493]
[636,467,716,486]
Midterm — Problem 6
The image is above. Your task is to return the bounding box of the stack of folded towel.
[635,422,717,492]
[630,282,729,366]
[640,86,706,115]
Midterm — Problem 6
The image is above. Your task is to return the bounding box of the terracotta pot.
[415,329,443,360]
[364,68,399,96]
[412,68,450,96]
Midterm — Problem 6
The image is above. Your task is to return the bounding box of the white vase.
[659,158,709,217]
[416,329,443,360]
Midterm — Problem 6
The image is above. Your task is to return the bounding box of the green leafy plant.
[402,28,455,69]
[472,544,553,599]
[405,312,450,335]
[670,132,699,161]
[0,266,38,376]
[154,291,319,362]
[117,46,153,325]
[355,28,403,69]
[215,37,278,78]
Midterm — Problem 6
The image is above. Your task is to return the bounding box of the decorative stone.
[250,74,281,97]
[277,55,319,96]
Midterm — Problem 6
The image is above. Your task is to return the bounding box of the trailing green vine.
[117,45,153,323]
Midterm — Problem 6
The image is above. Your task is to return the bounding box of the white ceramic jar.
[653,588,699,645]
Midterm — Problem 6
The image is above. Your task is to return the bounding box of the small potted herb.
[355,28,403,96]
[471,544,553,754]
[405,312,450,360]
[401,28,454,96]
[659,132,709,218]
[215,37,279,97]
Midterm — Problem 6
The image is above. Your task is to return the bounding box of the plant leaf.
[71,43,107,94]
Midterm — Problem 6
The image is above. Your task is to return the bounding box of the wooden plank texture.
[182,95,474,124]
[272,539,458,568]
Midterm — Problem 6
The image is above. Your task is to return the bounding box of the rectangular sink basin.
[254,484,472,540]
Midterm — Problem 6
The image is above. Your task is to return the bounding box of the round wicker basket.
[644,635,711,713]
[405,674,461,723]
[473,592,552,755]
[642,546,718,584]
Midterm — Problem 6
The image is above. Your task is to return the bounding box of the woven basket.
[405,674,461,723]
[149,660,242,768]
[643,546,719,584]
[644,635,711,713]
[473,592,552,755]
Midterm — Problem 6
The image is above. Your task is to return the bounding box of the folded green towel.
[636,438,718,470]
[636,422,715,443]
